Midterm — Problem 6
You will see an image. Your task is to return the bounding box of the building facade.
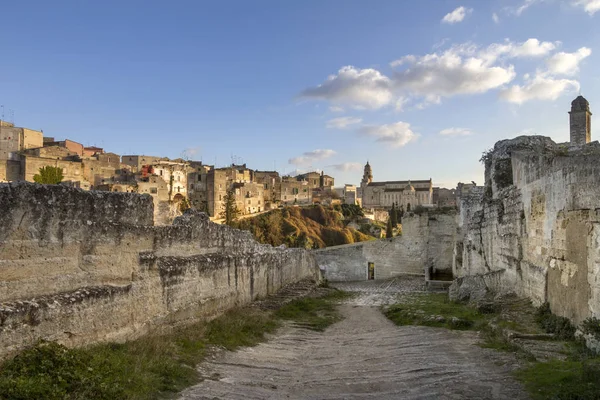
[359,161,433,210]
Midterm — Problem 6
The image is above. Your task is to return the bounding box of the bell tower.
[569,95,591,146]
[361,161,372,186]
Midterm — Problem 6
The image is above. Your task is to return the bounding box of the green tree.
[389,203,398,227]
[386,218,393,239]
[33,166,64,185]
[220,188,240,226]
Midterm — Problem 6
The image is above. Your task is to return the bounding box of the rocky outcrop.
[452,136,600,325]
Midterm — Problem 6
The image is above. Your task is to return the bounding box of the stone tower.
[569,95,592,146]
[361,161,373,186]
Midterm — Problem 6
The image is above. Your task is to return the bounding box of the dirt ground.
[179,278,528,400]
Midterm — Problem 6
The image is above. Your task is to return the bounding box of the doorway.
[368,262,375,280]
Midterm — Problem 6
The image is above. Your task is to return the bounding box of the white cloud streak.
[572,0,600,15]
[547,47,592,75]
[327,162,363,172]
[442,6,473,24]
[289,149,336,165]
[359,122,418,147]
[500,75,580,104]
[326,116,363,129]
[299,66,393,109]
[440,127,474,136]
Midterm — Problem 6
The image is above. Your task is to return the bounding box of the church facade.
[359,161,433,210]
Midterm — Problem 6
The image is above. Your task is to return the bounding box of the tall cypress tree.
[386,218,393,238]
[390,203,398,227]
[220,188,240,226]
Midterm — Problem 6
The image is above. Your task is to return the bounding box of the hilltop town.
[0,119,466,224]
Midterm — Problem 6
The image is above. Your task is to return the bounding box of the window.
[150,187,157,194]
[219,195,222,201]
[247,200,250,204]
[177,187,181,193]
[160,170,163,176]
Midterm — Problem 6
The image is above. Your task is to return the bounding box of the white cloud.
[482,38,557,63]
[326,116,363,129]
[442,6,473,24]
[299,66,393,109]
[391,46,516,98]
[440,127,474,136]
[500,74,580,104]
[507,0,544,16]
[547,47,592,75]
[289,149,336,165]
[327,162,363,172]
[492,12,500,23]
[329,105,345,113]
[181,147,200,159]
[394,97,409,112]
[359,122,418,147]
[572,0,600,15]
[300,38,577,109]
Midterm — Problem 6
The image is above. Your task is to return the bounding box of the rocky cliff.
[0,183,320,359]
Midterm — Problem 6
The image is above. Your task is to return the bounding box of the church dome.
[571,95,590,112]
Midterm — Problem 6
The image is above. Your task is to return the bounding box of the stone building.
[280,176,311,205]
[0,121,43,182]
[432,187,457,208]
[121,155,162,173]
[335,184,359,205]
[42,138,85,156]
[233,181,265,214]
[19,146,89,189]
[569,95,592,146]
[254,170,281,209]
[82,152,121,188]
[295,171,335,191]
[359,161,433,210]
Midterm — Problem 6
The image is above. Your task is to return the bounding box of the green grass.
[514,358,600,400]
[0,289,350,400]
[383,293,600,399]
[383,293,488,331]
[275,290,353,331]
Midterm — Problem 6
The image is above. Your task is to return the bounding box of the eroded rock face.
[455,136,600,326]
[0,182,320,359]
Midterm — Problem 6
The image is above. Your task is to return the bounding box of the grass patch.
[275,290,352,331]
[0,289,350,400]
[514,358,600,400]
[383,293,488,331]
[536,302,576,340]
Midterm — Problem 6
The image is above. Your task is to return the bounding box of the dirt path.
[179,279,528,400]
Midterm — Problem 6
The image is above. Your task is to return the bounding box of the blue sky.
[1,0,599,187]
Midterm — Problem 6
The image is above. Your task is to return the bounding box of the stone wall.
[314,213,456,281]
[0,183,320,359]
[453,136,600,325]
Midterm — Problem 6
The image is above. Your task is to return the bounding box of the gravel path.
[179,279,528,400]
